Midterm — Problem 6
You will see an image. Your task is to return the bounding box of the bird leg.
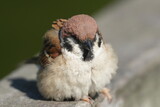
[81,96,92,104]
[100,88,112,103]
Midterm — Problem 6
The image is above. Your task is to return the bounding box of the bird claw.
[81,96,92,104]
[101,88,112,103]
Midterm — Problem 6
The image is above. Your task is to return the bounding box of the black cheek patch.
[63,38,73,52]
[63,42,73,51]
[98,38,102,47]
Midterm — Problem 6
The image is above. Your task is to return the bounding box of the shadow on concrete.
[9,78,44,100]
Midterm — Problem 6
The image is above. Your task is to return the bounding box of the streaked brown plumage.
[39,19,67,66]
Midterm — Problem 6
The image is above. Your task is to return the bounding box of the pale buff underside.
[37,31,118,101]
[89,42,118,97]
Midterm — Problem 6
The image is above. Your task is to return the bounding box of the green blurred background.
[0,0,115,79]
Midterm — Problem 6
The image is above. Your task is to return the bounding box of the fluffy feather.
[37,14,118,101]
[37,29,92,100]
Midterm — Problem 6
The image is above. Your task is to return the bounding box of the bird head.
[59,14,100,61]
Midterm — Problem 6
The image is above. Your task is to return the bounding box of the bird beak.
[84,40,92,50]
[83,40,93,61]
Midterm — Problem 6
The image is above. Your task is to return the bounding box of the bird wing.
[39,19,67,66]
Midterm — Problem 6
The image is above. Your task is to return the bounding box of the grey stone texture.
[0,0,160,106]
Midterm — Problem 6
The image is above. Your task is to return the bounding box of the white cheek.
[93,35,103,57]
[94,46,103,57]
[62,38,83,59]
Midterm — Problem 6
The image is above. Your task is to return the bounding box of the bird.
[37,14,118,103]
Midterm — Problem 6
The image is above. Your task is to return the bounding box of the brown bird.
[37,14,118,103]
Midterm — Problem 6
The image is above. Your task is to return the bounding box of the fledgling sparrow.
[37,14,118,103]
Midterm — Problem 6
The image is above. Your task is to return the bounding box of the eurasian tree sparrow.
[37,14,118,103]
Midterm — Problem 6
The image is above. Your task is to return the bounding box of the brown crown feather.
[61,14,98,40]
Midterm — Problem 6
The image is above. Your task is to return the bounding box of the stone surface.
[118,63,160,107]
[1,0,160,106]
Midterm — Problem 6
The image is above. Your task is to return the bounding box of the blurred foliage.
[0,0,114,79]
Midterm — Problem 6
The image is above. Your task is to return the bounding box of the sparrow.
[37,14,118,103]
